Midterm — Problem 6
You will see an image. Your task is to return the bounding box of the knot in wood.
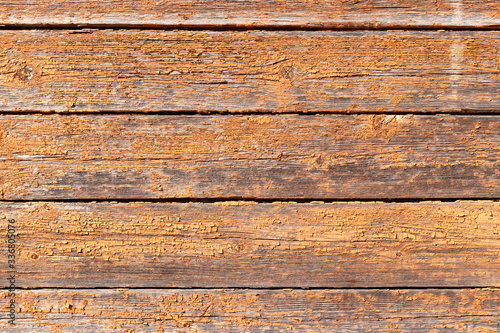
[280,65,299,80]
[17,66,35,81]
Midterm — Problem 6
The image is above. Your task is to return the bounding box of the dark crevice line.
[2,110,500,116]
[2,286,498,291]
[1,24,500,31]
[1,198,499,204]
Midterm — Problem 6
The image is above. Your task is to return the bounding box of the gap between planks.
[3,110,500,116]
[0,198,500,204]
[2,25,500,31]
[2,286,499,291]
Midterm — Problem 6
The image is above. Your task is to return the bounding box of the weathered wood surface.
[1,31,500,113]
[1,115,500,200]
[2,1,500,28]
[2,288,500,332]
[1,201,499,288]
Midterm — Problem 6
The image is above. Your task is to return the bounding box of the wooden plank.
[1,115,500,200]
[2,1,500,28]
[1,201,499,288]
[1,30,500,113]
[2,288,500,332]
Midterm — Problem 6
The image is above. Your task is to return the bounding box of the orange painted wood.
[1,1,500,28]
[1,31,500,113]
[2,288,499,332]
[1,115,499,200]
[2,4,500,330]
[2,201,499,288]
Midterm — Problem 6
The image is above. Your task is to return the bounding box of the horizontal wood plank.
[1,31,500,113]
[1,201,499,288]
[2,1,500,28]
[2,289,500,332]
[1,115,500,200]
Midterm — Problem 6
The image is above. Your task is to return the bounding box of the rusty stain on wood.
[0,31,500,112]
[0,201,499,288]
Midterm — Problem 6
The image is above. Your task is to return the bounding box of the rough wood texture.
[1,115,500,200]
[1,1,500,28]
[1,31,500,113]
[2,288,500,332]
[1,201,499,288]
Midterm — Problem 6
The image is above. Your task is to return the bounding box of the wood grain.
[1,31,500,113]
[1,201,499,288]
[1,115,500,200]
[1,1,500,28]
[2,288,500,332]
